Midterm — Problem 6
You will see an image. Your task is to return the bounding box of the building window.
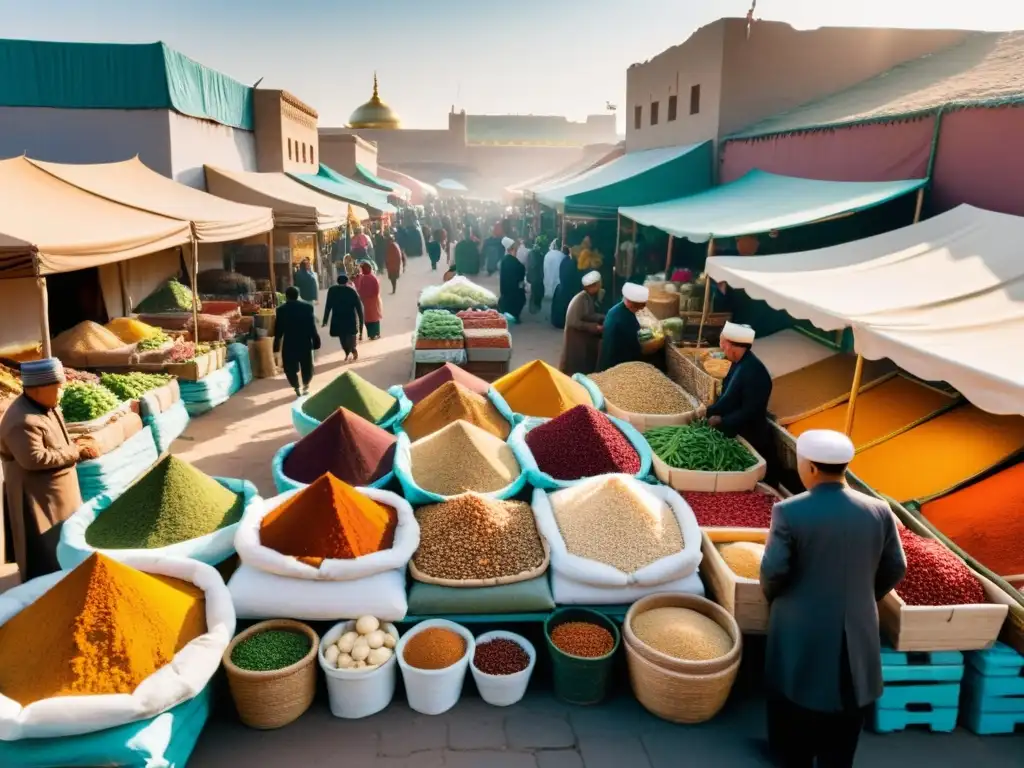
[310,146,315,165]
[288,138,293,160]
[668,95,678,122]
[302,143,307,163]
[650,101,660,126]
[634,105,642,130]
[690,85,701,115]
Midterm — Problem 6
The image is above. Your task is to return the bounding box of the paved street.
[182,257,1023,766]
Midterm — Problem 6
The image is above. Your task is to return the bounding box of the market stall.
[288,163,396,217]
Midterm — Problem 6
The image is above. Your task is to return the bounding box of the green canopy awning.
[289,164,395,215]
[354,162,408,198]
[619,171,927,242]
[536,141,713,217]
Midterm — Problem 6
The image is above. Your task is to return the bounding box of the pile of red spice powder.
[895,526,986,607]
[283,407,396,486]
[402,363,490,405]
[683,490,778,529]
[525,405,641,480]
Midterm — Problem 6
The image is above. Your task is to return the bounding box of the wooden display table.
[412,359,510,383]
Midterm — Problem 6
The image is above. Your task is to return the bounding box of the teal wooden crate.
[874,706,958,734]
[961,707,1024,735]
[881,644,964,684]
[878,683,961,710]
[966,642,1024,677]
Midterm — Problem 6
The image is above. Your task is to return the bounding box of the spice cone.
[493,360,590,419]
[283,407,396,486]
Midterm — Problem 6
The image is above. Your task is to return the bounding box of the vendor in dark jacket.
[705,321,778,485]
[596,282,648,371]
[322,274,365,362]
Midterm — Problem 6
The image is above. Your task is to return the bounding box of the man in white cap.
[0,357,84,579]
[498,236,527,323]
[597,281,648,371]
[705,321,778,484]
[559,270,605,376]
[761,429,906,768]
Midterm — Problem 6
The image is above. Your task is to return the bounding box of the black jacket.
[707,349,772,439]
[274,300,319,362]
[322,284,364,338]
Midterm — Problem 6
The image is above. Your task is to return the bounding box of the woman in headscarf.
[385,232,405,294]
[550,244,580,329]
[427,228,446,271]
[498,237,526,323]
[350,226,372,263]
[351,261,384,339]
[527,236,547,314]
[482,223,506,276]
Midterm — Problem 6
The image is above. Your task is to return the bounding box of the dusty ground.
[181,258,1022,766]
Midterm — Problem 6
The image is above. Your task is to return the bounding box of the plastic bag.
[532,476,702,588]
[0,555,233,740]
[57,477,260,570]
[147,400,190,455]
[76,426,160,503]
[392,432,528,505]
[234,486,418,581]
[179,361,237,416]
[508,414,652,491]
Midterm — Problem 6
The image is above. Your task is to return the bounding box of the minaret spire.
[372,72,379,100]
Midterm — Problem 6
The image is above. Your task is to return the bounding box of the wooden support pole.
[37,277,51,358]
[912,187,925,224]
[695,237,715,348]
[190,238,200,342]
[665,235,675,275]
[560,214,567,245]
[117,260,131,316]
[843,354,865,436]
[267,231,277,296]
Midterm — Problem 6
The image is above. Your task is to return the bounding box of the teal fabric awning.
[619,171,927,242]
[354,162,409,199]
[536,142,713,217]
[289,164,395,215]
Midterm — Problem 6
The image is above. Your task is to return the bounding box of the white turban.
[501,236,515,250]
[582,270,602,287]
[721,321,755,344]
[797,430,854,464]
[621,283,649,303]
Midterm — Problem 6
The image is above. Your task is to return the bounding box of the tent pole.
[695,237,715,348]
[912,187,925,224]
[843,354,865,437]
[267,231,277,297]
[117,261,131,316]
[37,277,52,358]
[665,235,674,275]
[190,237,200,342]
[560,213,567,245]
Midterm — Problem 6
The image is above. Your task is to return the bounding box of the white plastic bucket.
[318,620,400,719]
[470,630,536,707]
[396,619,475,715]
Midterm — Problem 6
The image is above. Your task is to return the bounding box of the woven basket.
[623,594,742,724]
[409,538,551,587]
[665,346,721,406]
[223,619,320,730]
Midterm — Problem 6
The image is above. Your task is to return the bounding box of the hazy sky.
[2,0,1022,130]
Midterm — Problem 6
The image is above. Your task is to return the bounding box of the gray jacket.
[761,483,906,712]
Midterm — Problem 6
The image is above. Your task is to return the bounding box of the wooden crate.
[665,344,721,405]
[700,529,770,634]
[652,436,767,492]
[165,350,222,381]
[412,359,509,383]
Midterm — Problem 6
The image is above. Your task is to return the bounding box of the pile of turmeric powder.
[402,381,509,441]
[0,553,206,705]
[493,360,591,419]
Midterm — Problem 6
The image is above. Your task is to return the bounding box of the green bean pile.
[644,421,756,472]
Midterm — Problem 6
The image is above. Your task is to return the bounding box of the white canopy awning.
[705,204,1024,416]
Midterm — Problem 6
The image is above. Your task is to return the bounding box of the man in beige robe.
[559,270,605,377]
[0,358,83,579]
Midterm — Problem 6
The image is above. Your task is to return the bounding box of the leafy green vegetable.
[136,331,172,351]
[60,382,121,423]
[644,421,756,472]
[135,278,201,314]
[100,372,172,400]
[417,310,465,340]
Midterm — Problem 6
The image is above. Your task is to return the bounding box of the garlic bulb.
[355,615,380,635]
[337,631,358,653]
[366,629,386,650]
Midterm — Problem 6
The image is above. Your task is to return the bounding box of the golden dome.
[348,73,401,129]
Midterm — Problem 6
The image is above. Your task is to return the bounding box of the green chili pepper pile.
[644,420,756,472]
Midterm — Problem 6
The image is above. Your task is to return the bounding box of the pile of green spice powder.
[302,370,399,424]
[231,630,311,671]
[85,455,245,549]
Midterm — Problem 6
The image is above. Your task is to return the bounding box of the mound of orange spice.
[0,553,206,705]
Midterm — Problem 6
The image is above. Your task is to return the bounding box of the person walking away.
[482,225,505,276]
[516,238,531,268]
[427,229,445,271]
[275,286,320,397]
[293,258,320,304]
[0,358,83,580]
[322,274,365,362]
[350,226,373,263]
[551,244,580,329]
[543,239,563,306]
[385,232,405,294]
[527,237,546,314]
[497,238,526,323]
[373,227,388,274]
[454,234,481,276]
[704,322,780,487]
[761,429,906,768]
[559,271,605,376]
[597,282,647,371]
[352,261,384,340]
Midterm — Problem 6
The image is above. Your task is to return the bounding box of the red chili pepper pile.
[683,490,777,528]
[895,527,986,607]
[166,338,197,363]
[525,405,641,480]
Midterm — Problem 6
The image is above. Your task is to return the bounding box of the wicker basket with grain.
[647,293,681,321]
[665,346,722,406]
[223,619,320,730]
[624,593,742,723]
